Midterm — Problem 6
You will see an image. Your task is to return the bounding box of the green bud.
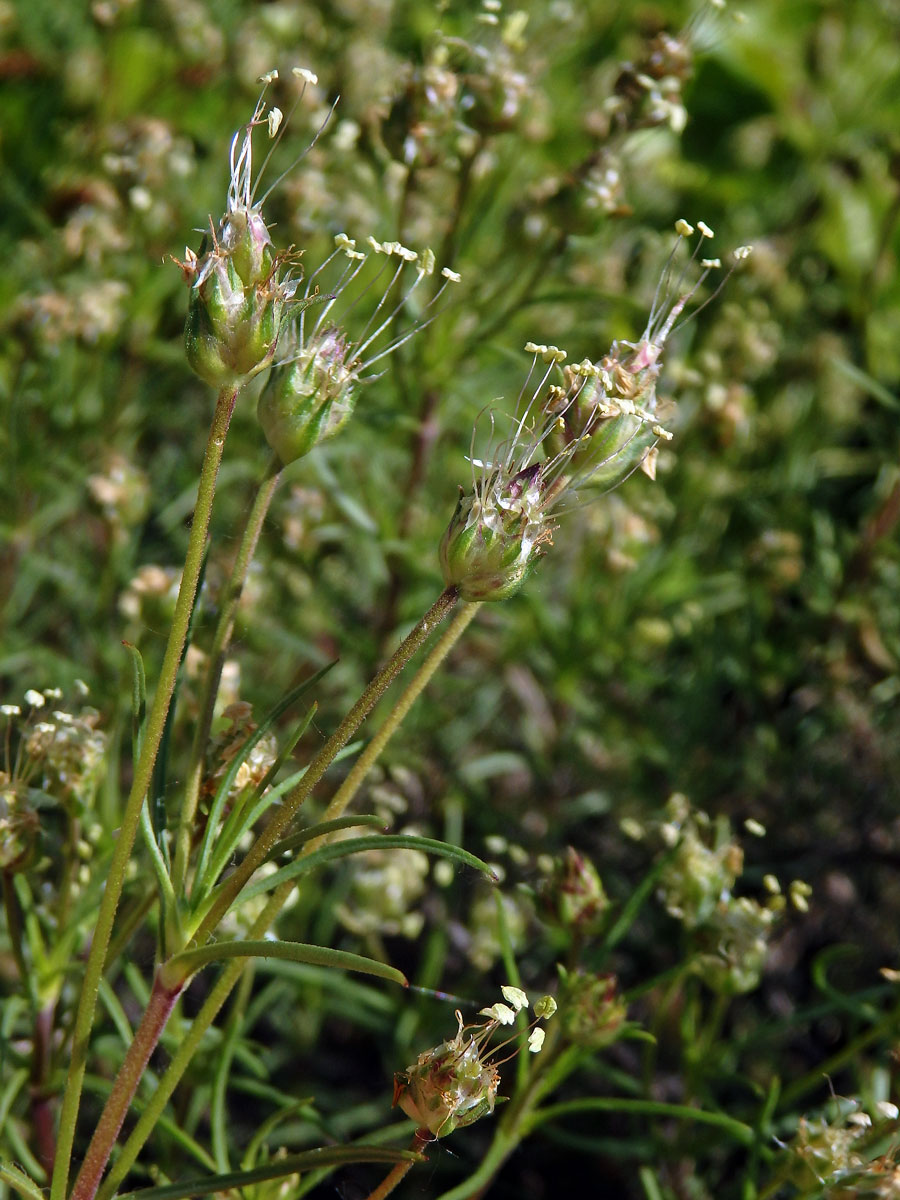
[184,247,288,389]
[541,846,609,932]
[559,970,627,1050]
[222,208,274,290]
[257,328,358,465]
[439,465,551,602]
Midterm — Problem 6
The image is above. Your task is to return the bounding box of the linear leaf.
[193,663,336,892]
[114,1146,423,1200]
[0,1162,45,1200]
[239,834,496,902]
[165,939,408,987]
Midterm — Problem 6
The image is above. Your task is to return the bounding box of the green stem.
[436,1125,519,1200]
[173,455,282,897]
[69,974,184,1200]
[51,385,238,1200]
[189,586,460,944]
[92,589,460,1195]
[316,602,481,835]
[522,1098,755,1146]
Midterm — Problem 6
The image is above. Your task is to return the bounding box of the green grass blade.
[123,641,147,766]
[165,939,408,987]
[238,834,496,902]
[114,1146,423,1200]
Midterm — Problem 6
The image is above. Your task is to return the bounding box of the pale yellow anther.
[441,267,461,282]
[259,70,279,84]
[480,1002,516,1025]
[418,248,436,276]
[701,257,722,269]
[292,67,318,85]
[502,10,529,49]
[501,985,529,1012]
[675,218,694,237]
[697,221,714,238]
[733,244,753,260]
[267,107,283,138]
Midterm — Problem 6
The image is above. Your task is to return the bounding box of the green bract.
[439,465,550,602]
[183,214,293,389]
[257,328,359,465]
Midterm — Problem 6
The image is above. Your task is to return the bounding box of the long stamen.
[255,92,340,210]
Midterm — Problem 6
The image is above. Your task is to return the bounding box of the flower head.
[440,224,749,602]
[179,71,316,388]
[393,986,556,1137]
[257,236,453,464]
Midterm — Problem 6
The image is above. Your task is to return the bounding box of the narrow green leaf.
[193,663,336,893]
[830,355,900,411]
[123,641,147,767]
[150,550,208,866]
[241,1099,316,1169]
[82,1073,216,1171]
[267,813,385,858]
[0,1161,45,1200]
[165,939,408,988]
[239,834,496,902]
[525,1098,755,1146]
[114,1146,423,1200]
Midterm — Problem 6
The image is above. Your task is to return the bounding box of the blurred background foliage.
[2,0,900,1195]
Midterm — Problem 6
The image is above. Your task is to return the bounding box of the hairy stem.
[173,454,282,896]
[51,384,238,1200]
[363,1130,432,1200]
[69,975,183,1200]
[317,601,481,840]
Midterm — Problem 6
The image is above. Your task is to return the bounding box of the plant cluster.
[2,1,900,1199]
